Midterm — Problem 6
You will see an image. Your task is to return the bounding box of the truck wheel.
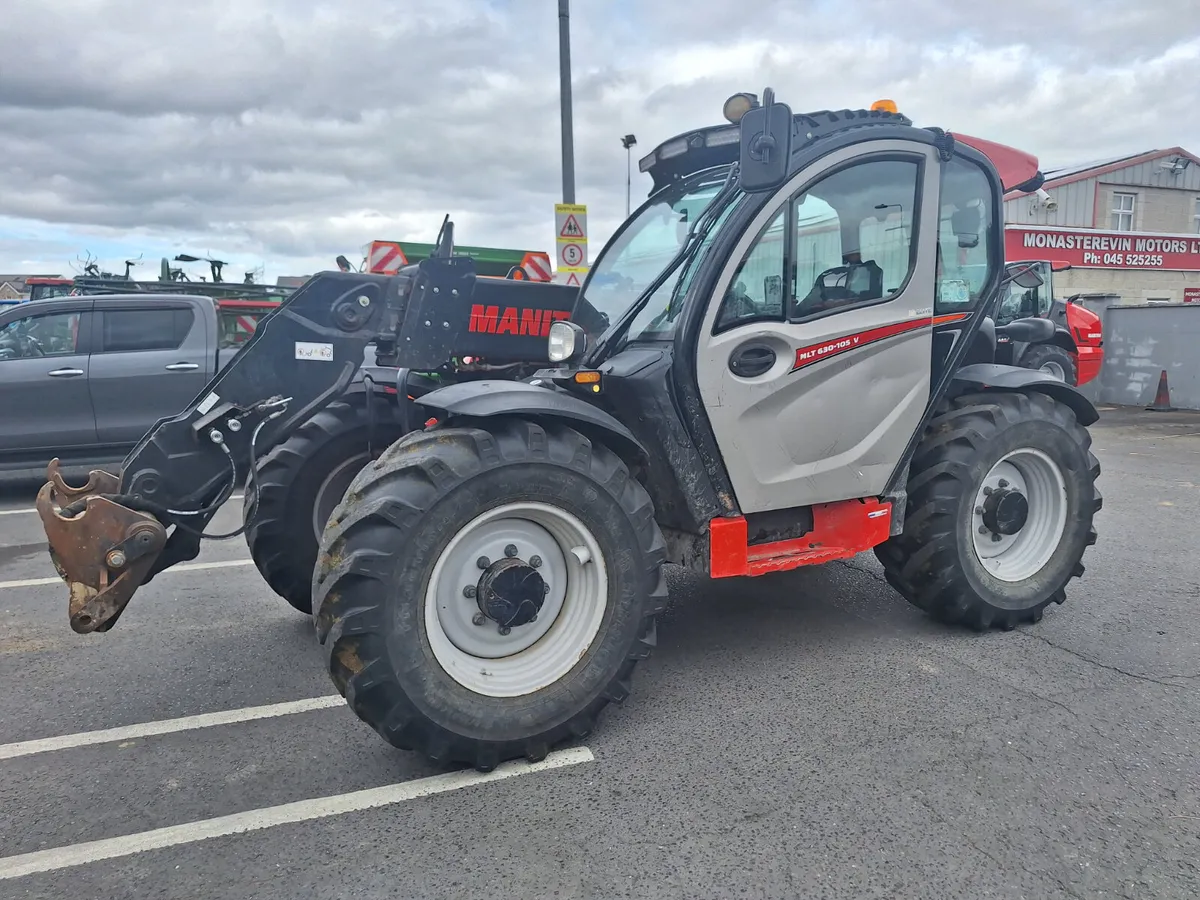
[1020,344,1077,385]
[244,397,407,614]
[875,391,1101,631]
[312,418,668,770]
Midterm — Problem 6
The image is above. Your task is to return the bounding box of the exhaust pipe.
[35,459,168,634]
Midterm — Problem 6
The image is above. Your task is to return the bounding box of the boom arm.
[36,256,578,635]
[36,270,408,634]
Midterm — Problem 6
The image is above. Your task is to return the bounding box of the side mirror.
[1005,261,1044,290]
[995,316,1055,343]
[738,87,793,193]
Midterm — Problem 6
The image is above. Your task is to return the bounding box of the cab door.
[693,141,942,514]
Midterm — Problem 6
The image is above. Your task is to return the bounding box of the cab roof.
[639,107,1042,197]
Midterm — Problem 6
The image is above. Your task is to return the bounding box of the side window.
[791,158,920,321]
[714,156,922,333]
[0,311,82,360]
[714,209,786,332]
[100,308,194,353]
[936,156,997,314]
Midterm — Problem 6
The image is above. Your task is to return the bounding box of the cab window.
[935,156,997,314]
[0,311,82,360]
[714,156,921,332]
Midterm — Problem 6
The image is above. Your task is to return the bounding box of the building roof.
[0,274,64,291]
[1006,147,1200,198]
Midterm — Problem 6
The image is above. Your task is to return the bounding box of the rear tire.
[312,418,667,770]
[876,390,1101,631]
[1019,343,1077,385]
[244,397,408,614]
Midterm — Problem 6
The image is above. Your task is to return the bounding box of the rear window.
[100,308,194,353]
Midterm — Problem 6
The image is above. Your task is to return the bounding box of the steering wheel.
[22,334,45,357]
[725,280,759,320]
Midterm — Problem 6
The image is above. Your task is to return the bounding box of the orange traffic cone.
[1145,369,1175,412]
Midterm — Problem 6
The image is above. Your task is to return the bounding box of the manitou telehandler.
[37,90,1101,773]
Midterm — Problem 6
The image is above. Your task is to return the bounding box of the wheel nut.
[504,544,518,558]
[998,479,1009,488]
[106,550,126,568]
[477,556,490,569]
[982,486,993,495]
[543,583,550,595]
[472,613,486,626]
[498,625,512,636]
[975,506,985,515]
[463,585,476,598]
[529,555,542,568]
[978,525,989,534]
[991,533,1002,542]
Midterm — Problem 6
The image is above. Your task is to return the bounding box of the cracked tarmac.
[0,405,1197,899]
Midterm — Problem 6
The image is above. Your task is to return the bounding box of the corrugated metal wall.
[1004,156,1200,229]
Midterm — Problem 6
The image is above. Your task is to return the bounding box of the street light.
[558,0,575,204]
[621,134,637,217]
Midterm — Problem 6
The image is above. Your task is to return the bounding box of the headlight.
[548,320,584,363]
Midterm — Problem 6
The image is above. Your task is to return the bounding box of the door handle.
[729,344,776,378]
[47,368,83,377]
[165,362,200,371]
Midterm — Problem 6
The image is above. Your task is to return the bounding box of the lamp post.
[621,134,637,217]
[558,0,575,204]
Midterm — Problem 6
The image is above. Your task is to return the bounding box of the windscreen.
[572,166,738,345]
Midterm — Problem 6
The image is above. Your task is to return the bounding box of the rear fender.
[413,379,649,468]
[951,363,1099,426]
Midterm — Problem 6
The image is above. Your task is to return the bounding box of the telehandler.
[36,90,1101,773]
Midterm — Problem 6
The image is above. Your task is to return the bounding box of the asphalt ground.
[0,405,1197,899]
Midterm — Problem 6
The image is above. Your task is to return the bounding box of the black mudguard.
[413,379,648,465]
[952,363,1099,426]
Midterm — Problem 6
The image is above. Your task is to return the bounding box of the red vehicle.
[994,259,1104,385]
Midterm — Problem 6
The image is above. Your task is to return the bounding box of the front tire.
[244,397,408,613]
[312,418,667,770]
[876,391,1101,631]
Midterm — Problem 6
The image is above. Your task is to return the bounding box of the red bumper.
[1075,345,1104,386]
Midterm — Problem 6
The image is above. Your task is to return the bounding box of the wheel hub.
[981,488,1029,536]
[476,557,547,628]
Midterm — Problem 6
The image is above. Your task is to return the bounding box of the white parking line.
[0,494,245,517]
[0,695,344,761]
[0,747,594,879]
[0,558,254,590]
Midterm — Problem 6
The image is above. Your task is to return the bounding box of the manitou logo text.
[795,335,860,365]
[468,305,571,336]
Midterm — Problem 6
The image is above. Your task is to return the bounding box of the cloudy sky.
[1,0,1198,283]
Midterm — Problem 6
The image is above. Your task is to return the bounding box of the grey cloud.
[1,0,1197,279]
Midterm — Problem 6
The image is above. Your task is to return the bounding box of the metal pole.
[557,0,575,204]
[625,147,631,217]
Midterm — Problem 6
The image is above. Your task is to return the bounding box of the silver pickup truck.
[0,293,274,475]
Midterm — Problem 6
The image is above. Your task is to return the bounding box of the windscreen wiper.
[583,165,740,367]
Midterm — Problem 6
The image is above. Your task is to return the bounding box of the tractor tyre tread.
[244,396,405,614]
[1021,343,1078,386]
[875,390,1100,631]
[312,418,667,771]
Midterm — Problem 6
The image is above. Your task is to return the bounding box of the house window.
[1194,197,1200,234]
[1110,192,1135,231]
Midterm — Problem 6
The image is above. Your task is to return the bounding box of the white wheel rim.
[1040,361,1066,381]
[424,501,609,698]
[971,448,1068,583]
[312,453,371,539]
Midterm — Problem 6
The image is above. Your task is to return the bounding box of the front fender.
[413,379,648,465]
[952,363,1099,426]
